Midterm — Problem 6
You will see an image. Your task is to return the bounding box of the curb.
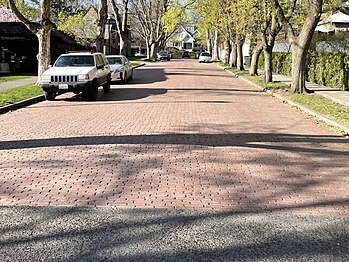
[0,94,45,115]
[132,63,146,69]
[220,66,349,136]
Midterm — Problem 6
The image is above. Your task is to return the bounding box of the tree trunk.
[111,0,129,56]
[272,0,323,93]
[263,45,273,82]
[96,0,107,53]
[206,32,212,53]
[291,44,307,93]
[249,43,263,76]
[230,43,237,67]
[236,43,244,71]
[212,29,219,61]
[150,42,159,58]
[236,34,245,71]
[7,0,53,83]
[224,39,232,64]
[119,31,128,56]
[36,26,52,81]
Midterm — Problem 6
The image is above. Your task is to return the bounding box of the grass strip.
[0,84,43,107]
[131,62,144,68]
[0,73,36,83]
[290,94,349,127]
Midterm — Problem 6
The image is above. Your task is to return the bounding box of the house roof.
[316,11,349,32]
[0,22,77,44]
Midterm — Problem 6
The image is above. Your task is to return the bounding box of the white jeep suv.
[40,51,111,100]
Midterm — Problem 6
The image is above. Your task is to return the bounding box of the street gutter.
[220,66,349,136]
[0,63,146,115]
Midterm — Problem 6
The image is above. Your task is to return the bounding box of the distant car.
[198,52,212,63]
[40,51,111,100]
[182,51,190,58]
[157,51,171,61]
[106,55,133,83]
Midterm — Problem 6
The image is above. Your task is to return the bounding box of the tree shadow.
[0,206,348,261]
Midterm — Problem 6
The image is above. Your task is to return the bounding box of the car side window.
[96,55,104,67]
[101,55,108,65]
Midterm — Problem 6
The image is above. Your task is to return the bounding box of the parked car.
[106,55,133,83]
[198,52,212,63]
[157,51,171,61]
[182,51,190,58]
[40,51,111,100]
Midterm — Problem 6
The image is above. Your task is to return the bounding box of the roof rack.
[66,50,95,54]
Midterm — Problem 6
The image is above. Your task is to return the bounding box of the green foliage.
[57,11,98,47]
[258,51,349,90]
[0,84,42,106]
[162,0,187,34]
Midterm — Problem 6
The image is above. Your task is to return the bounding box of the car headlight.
[78,74,89,81]
[42,75,51,82]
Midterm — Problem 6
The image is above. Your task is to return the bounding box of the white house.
[167,25,202,52]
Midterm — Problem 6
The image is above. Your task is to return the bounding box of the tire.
[86,81,98,100]
[129,69,133,80]
[103,76,111,92]
[44,91,55,101]
[121,73,127,84]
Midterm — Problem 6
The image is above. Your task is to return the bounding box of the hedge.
[258,51,349,90]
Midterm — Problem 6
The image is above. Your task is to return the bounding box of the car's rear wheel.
[44,91,55,101]
[103,76,111,92]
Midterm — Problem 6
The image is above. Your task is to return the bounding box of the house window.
[184,43,192,49]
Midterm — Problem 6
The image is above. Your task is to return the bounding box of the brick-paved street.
[0,59,348,217]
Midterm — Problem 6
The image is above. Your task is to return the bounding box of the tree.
[7,0,54,81]
[110,0,130,56]
[272,0,338,93]
[95,0,108,52]
[131,0,180,58]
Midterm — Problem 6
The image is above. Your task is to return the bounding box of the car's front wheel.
[84,81,98,100]
[128,69,133,80]
[103,76,111,92]
[44,91,55,101]
[121,72,127,84]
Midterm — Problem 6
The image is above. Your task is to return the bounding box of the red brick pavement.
[0,60,348,217]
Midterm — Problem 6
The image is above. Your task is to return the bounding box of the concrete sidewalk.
[0,76,37,91]
[270,72,349,107]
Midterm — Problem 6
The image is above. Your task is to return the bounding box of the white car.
[106,55,133,83]
[40,51,111,100]
[198,52,212,63]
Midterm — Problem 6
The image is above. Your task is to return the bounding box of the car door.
[96,55,108,85]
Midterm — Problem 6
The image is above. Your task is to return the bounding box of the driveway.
[0,59,348,261]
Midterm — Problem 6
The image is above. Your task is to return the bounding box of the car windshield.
[107,57,123,65]
[201,53,210,57]
[159,52,168,56]
[54,56,95,67]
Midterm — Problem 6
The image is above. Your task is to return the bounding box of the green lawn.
[0,73,36,83]
[290,94,349,127]
[0,84,43,107]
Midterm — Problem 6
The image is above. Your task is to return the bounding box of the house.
[0,22,84,73]
[315,10,349,33]
[167,25,202,52]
